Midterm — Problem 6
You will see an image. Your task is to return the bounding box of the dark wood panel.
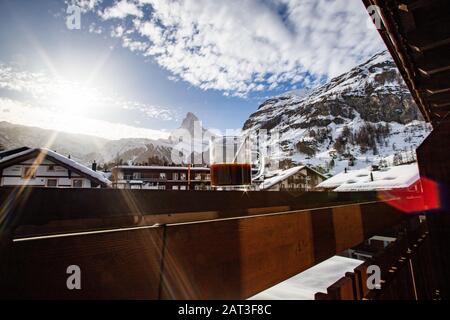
[0,227,164,299]
[0,192,408,299]
[160,201,406,299]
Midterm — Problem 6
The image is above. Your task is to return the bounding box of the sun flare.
[49,83,100,117]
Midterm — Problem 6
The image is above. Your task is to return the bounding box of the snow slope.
[243,50,432,174]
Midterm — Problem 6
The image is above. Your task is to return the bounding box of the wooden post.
[416,120,450,299]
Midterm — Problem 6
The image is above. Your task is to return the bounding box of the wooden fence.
[0,187,411,299]
[315,215,441,300]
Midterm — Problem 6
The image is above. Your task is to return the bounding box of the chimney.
[344,167,347,173]
[92,160,97,171]
[370,172,374,181]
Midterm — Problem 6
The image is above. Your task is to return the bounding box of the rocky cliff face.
[243,50,431,174]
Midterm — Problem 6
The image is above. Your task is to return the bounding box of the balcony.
[0,186,428,299]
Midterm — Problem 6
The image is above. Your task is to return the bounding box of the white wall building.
[0,147,110,188]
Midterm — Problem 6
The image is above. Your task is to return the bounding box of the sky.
[0,0,385,140]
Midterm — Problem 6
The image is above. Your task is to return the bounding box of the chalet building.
[112,165,211,190]
[260,165,327,191]
[0,147,111,188]
[316,163,420,192]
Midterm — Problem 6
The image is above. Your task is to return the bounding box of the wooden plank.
[332,205,364,253]
[408,22,450,51]
[0,197,408,299]
[0,187,378,228]
[345,271,362,299]
[327,276,355,300]
[160,211,315,299]
[0,227,164,299]
[314,292,329,300]
[159,201,405,299]
[354,262,371,298]
[416,46,450,75]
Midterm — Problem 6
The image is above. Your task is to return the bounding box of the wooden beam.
[0,187,378,228]
[431,102,450,111]
[408,22,450,52]
[417,70,450,93]
[365,0,433,124]
[425,92,450,104]
[416,46,450,75]
[398,0,439,12]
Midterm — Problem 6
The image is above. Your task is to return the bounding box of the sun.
[49,82,100,117]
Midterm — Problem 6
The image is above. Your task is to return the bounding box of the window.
[195,173,201,180]
[72,179,83,188]
[133,172,142,179]
[47,165,55,172]
[172,173,178,180]
[46,179,58,187]
[180,185,187,190]
[172,185,179,190]
[159,172,166,180]
[180,173,186,181]
[22,166,36,179]
[158,185,166,190]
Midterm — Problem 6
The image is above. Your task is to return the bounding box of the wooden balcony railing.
[0,187,420,299]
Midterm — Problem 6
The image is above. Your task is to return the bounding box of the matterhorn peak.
[180,112,200,130]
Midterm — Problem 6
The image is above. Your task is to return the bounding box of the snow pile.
[249,256,362,300]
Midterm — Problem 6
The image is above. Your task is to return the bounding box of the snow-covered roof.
[317,163,419,192]
[0,146,31,159]
[260,165,325,190]
[0,148,111,186]
[261,166,305,190]
[116,165,209,171]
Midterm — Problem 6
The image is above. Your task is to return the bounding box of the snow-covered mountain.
[0,111,214,167]
[243,50,432,174]
[0,119,182,167]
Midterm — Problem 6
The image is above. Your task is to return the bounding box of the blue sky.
[0,0,384,140]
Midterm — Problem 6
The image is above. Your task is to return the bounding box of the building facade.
[260,165,327,191]
[0,148,110,188]
[112,165,211,190]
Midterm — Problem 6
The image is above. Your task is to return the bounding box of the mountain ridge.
[242,50,431,174]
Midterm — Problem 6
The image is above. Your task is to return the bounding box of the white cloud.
[89,23,103,34]
[0,63,175,122]
[69,0,102,13]
[0,63,176,139]
[78,0,385,97]
[0,98,169,140]
[100,0,143,19]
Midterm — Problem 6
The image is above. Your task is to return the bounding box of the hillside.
[242,50,431,174]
